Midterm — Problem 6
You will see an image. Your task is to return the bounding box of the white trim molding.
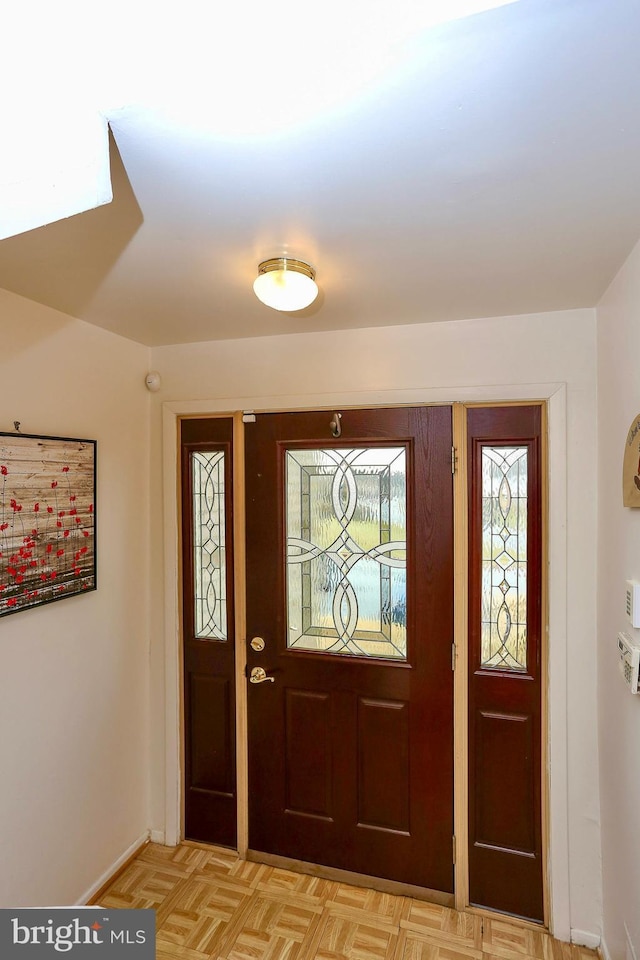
[78,832,150,905]
[571,930,601,950]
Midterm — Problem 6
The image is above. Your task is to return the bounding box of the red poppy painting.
[0,433,96,616]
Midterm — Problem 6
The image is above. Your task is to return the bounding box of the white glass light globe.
[253,259,318,312]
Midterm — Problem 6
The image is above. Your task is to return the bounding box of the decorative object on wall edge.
[623,414,640,507]
[0,432,96,617]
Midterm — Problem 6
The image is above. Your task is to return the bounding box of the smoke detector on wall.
[145,371,161,392]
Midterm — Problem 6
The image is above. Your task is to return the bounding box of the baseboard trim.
[572,929,601,950]
[599,934,612,960]
[150,829,166,844]
[81,832,150,905]
[625,924,638,960]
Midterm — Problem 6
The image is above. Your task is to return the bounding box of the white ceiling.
[1,0,639,347]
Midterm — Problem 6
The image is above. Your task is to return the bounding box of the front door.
[245,407,455,892]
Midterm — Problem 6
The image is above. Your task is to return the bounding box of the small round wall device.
[145,371,161,392]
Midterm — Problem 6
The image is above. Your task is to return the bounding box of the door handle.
[249,666,275,684]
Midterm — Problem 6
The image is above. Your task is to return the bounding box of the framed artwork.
[623,414,640,508]
[0,432,96,617]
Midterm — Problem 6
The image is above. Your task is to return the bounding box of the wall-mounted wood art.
[623,414,640,507]
[0,433,96,617]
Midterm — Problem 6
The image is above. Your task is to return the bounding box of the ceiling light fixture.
[253,258,318,312]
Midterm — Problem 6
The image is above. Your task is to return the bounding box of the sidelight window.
[480,446,528,671]
[191,450,227,640]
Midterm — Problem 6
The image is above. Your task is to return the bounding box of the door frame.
[160,382,569,937]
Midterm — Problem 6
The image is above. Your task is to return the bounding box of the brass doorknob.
[249,666,275,684]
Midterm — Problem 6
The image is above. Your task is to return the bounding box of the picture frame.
[0,432,96,617]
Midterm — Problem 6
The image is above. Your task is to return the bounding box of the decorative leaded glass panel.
[481,446,528,671]
[192,451,227,640]
[286,447,407,660]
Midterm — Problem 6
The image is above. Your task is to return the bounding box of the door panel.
[245,407,454,891]
[467,405,543,921]
[285,689,333,818]
[189,674,234,792]
[181,417,236,847]
[475,710,535,852]
[357,697,410,833]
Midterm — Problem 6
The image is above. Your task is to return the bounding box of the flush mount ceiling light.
[253,258,318,312]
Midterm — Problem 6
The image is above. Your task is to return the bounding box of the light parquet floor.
[97,843,598,960]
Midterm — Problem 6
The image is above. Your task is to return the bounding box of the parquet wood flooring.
[96,843,598,960]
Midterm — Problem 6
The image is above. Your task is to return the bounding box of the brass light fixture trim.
[256,258,316,282]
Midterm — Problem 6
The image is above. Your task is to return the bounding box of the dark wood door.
[245,407,454,891]
[181,417,236,847]
[467,405,544,921]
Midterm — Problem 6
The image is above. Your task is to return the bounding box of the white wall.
[597,240,640,960]
[0,107,112,242]
[148,306,600,940]
[0,289,151,907]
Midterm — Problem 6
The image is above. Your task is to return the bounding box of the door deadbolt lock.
[250,636,265,652]
[249,666,275,684]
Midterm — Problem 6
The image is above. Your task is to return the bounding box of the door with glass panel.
[181,417,236,847]
[467,405,543,921]
[245,407,454,892]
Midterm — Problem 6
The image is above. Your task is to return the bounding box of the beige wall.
[597,239,640,960]
[149,306,600,941]
[0,288,151,906]
[0,289,604,936]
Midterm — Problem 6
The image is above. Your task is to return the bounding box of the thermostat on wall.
[625,580,640,628]
[617,632,640,694]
